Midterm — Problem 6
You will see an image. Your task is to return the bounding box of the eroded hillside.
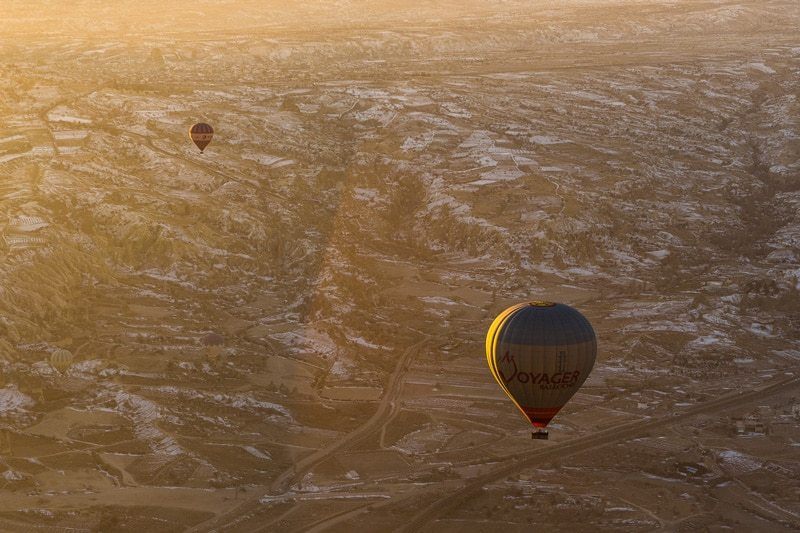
[0,0,798,531]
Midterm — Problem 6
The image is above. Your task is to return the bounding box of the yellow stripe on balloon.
[486,303,529,423]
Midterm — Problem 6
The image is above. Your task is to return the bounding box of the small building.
[733,415,766,436]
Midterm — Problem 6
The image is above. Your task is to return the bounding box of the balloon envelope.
[189,123,214,152]
[486,301,596,428]
[201,332,224,346]
[50,349,74,373]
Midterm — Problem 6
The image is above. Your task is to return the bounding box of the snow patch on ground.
[476,167,525,184]
[47,107,92,124]
[530,135,567,145]
[0,386,34,414]
[747,62,776,74]
[242,152,295,168]
[718,450,761,473]
[402,132,434,151]
[352,187,384,204]
[109,390,183,456]
[243,446,271,460]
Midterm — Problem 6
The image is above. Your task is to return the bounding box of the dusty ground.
[0,0,798,531]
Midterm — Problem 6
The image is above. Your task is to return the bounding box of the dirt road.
[399,374,800,532]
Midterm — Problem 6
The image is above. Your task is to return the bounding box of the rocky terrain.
[0,0,798,531]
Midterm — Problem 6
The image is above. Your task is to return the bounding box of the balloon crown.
[528,300,556,307]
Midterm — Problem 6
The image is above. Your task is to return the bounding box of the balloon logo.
[189,122,214,152]
[486,302,596,438]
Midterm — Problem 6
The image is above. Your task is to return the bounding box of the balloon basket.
[531,430,549,440]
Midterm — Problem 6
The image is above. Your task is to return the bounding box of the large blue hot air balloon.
[486,301,597,439]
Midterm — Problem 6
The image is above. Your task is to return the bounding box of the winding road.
[187,336,428,533]
[269,336,429,495]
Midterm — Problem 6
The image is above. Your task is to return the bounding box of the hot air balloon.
[50,349,74,374]
[486,301,596,439]
[189,122,214,152]
[201,332,225,362]
[201,332,224,346]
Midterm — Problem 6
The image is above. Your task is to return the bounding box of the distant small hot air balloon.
[50,349,74,374]
[189,122,214,152]
[201,332,224,347]
[201,332,225,362]
[486,301,596,439]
